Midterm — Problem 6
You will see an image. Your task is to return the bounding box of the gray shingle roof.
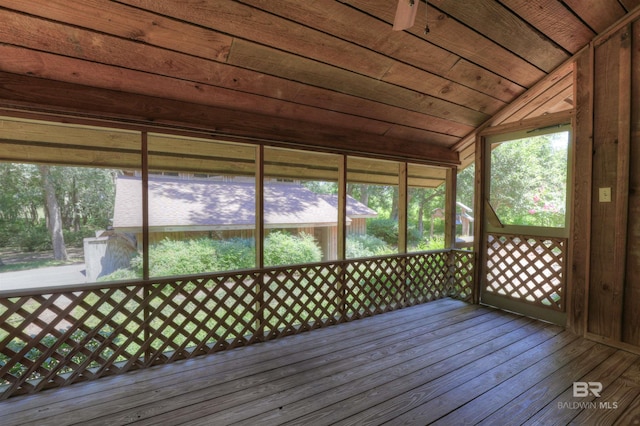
[113,176,375,231]
[318,194,378,218]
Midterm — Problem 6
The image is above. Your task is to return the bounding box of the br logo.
[573,382,602,397]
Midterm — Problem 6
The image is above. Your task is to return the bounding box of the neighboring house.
[110,175,377,261]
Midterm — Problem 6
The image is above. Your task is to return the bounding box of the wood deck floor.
[3,298,640,425]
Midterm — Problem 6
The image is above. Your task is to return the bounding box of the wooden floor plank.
[191,313,531,425]
[127,307,508,425]
[6,299,476,425]
[292,320,558,426]
[355,328,577,425]
[614,392,640,425]
[1,298,639,426]
[432,338,609,425]
[5,299,468,423]
[524,350,640,425]
[235,315,539,426]
[479,346,637,425]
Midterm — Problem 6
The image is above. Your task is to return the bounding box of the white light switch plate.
[599,187,611,203]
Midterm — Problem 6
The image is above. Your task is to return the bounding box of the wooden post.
[623,19,640,346]
[587,26,630,341]
[445,167,456,249]
[398,162,408,254]
[338,155,347,262]
[612,24,631,342]
[141,131,151,362]
[255,145,265,341]
[338,155,347,319]
[141,131,149,282]
[398,162,408,306]
[567,48,593,337]
[472,134,485,305]
[445,167,457,297]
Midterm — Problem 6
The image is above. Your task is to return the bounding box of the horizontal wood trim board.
[0,72,460,166]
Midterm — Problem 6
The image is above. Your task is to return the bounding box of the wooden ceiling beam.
[0,72,459,165]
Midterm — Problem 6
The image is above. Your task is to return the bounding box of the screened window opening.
[407,164,448,252]
[0,117,142,290]
[488,127,570,229]
[143,133,257,278]
[346,157,400,258]
[263,147,340,267]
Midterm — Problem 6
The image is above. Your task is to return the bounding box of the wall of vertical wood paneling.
[573,16,640,349]
[623,18,640,346]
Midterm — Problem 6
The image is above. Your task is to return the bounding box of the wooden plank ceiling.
[0,0,638,166]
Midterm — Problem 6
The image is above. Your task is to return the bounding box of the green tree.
[0,162,118,252]
[456,164,475,211]
[50,166,117,230]
[408,186,445,238]
[0,163,41,223]
[489,134,568,227]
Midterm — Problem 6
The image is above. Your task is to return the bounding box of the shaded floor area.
[2,298,640,425]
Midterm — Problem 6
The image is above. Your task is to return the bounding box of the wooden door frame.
[474,117,573,325]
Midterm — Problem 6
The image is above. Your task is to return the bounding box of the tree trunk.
[72,176,81,232]
[390,187,399,220]
[360,184,369,206]
[39,165,68,261]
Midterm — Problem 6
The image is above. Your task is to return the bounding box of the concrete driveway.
[0,263,88,292]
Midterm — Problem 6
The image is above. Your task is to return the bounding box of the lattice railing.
[0,250,474,399]
[485,233,566,310]
[450,250,475,302]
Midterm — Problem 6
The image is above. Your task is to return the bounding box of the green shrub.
[63,226,97,248]
[346,234,391,258]
[367,218,398,245]
[407,227,422,246]
[102,232,322,279]
[414,235,445,251]
[0,220,52,251]
[214,238,255,270]
[0,220,16,247]
[18,224,51,252]
[103,236,257,279]
[146,238,219,277]
[264,231,322,266]
[98,267,141,281]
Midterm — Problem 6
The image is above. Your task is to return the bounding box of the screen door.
[480,123,571,325]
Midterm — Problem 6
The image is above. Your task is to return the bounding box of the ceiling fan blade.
[393,0,418,31]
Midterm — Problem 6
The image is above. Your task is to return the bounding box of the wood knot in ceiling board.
[439,85,451,95]
[128,28,147,42]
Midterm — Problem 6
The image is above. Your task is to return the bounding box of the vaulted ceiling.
[0,0,639,167]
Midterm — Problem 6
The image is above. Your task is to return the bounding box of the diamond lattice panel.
[485,234,566,311]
